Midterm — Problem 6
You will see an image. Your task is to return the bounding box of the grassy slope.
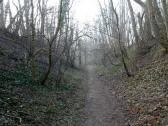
[0,68,85,126]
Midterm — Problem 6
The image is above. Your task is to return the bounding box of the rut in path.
[83,65,127,126]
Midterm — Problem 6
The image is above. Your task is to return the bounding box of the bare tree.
[97,0,132,76]
[110,0,132,76]
[127,0,140,49]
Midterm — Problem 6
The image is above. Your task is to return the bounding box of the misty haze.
[0,0,168,126]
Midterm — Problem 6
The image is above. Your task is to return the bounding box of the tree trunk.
[147,0,168,50]
[30,0,36,80]
[110,0,132,77]
[40,45,52,85]
[40,0,64,85]
[162,0,168,39]
[0,1,5,29]
[127,0,140,49]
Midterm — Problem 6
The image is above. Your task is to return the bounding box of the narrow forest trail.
[82,65,127,126]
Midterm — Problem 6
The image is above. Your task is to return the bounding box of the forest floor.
[0,68,85,126]
[81,65,128,126]
[92,56,168,126]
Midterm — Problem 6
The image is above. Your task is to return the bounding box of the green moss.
[153,47,167,60]
[96,64,122,76]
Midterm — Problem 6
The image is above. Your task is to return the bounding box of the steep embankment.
[95,50,168,126]
[0,68,85,126]
[0,31,85,126]
[113,57,168,126]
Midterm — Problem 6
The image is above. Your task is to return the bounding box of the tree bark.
[162,0,168,39]
[30,0,36,80]
[127,0,140,48]
[147,0,168,50]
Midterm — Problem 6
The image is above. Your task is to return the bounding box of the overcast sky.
[6,0,142,26]
[72,0,142,25]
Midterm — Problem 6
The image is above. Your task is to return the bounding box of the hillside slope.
[116,57,168,126]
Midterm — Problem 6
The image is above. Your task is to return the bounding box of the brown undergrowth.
[116,58,168,126]
[96,54,168,126]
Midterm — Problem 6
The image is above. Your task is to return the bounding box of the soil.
[82,65,128,126]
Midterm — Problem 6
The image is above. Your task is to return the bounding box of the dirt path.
[83,65,127,126]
